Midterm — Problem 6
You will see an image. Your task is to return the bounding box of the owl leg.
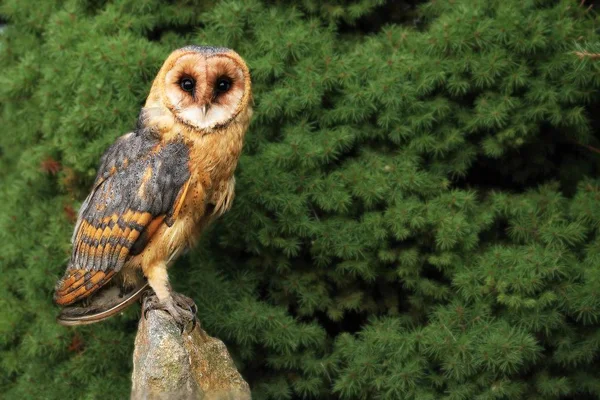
[143,261,197,331]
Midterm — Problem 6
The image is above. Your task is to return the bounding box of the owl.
[54,46,252,327]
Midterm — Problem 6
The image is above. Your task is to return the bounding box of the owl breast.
[126,104,250,272]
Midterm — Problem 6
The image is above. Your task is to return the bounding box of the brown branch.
[570,139,600,155]
[579,143,600,155]
[574,51,600,60]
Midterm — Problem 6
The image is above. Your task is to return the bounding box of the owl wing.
[54,131,191,306]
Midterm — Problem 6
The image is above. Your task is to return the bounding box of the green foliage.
[1,0,600,398]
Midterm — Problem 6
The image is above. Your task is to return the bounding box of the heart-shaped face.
[149,45,251,132]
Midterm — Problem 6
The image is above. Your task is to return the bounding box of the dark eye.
[180,77,195,93]
[215,77,232,94]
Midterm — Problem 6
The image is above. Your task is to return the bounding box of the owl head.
[145,45,252,132]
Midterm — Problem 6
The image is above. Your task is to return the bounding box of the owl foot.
[142,291,197,333]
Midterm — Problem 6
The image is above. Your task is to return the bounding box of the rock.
[131,308,251,400]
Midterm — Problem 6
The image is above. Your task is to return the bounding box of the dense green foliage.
[1,0,600,398]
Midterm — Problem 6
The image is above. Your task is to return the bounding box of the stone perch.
[131,308,251,400]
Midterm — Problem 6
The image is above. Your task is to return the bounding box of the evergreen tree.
[1,0,599,399]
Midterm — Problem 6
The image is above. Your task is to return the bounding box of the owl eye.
[215,77,232,94]
[180,77,195,93]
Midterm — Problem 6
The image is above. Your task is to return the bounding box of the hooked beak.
[200,105,208,116]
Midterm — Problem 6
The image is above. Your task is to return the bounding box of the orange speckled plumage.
[54,46,252,322]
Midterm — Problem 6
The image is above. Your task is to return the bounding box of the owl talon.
[172,292,198,332]
[142,291,159,320]
[142,291,197,333]
[172,292,197,314]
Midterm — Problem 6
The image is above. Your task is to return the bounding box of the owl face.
[148,46,251,132]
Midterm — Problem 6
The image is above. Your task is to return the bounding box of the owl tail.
[54,267,117,306]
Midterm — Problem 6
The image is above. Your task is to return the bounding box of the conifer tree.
[1,0,599,399]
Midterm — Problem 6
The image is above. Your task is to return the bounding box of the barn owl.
[54,46,252,327]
